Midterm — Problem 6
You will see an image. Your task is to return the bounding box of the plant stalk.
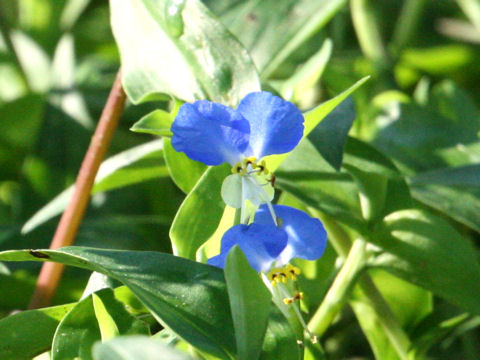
[310,210,412,359]
[28,70,126,309]
[308,238,368,336]
[357,276,412,360]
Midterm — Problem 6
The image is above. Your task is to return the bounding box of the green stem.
[309,209,412,359]
[308,239,368,336]
[350,0,389,65]
[357,276,412,360]
[390,0,427,55]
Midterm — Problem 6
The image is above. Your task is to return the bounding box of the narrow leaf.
[170,164,230,259]
[0,247,235,358]
[22,140,165,233]
[225,246,272,360]
[93,335,193,360]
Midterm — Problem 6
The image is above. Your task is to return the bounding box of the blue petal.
[237,92,304,159]
[207,223,288,272]
[171,100,250,165]
[255,205,327,264]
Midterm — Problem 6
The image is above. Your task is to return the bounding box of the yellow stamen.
[230,157,270,176]
[283,292,304,305]
[267,265,301,285]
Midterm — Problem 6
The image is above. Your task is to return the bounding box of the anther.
[283,292,303,305]
[232,162,243,174]
[268,265,301,285]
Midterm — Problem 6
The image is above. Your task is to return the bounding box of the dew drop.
[165,0,186,38]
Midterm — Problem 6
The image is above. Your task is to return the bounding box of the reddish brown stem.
[28,70,126,309]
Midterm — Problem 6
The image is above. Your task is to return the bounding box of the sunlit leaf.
[110,0,260,105]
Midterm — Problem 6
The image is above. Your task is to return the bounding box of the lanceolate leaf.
[52,288,149,360]
[0,247,236,358]
[225,246,272,360]
[0,303,74,360]
[370,209,480,315]
[21,140,166,234]
[265,76,369,172]
[170,164,230,259]
[110,0,260,105]
[93,336,194,360]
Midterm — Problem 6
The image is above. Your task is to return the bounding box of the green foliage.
[225,246,272,360]
[0,303,74,359]
[110,0,260,104]
[93,336,194,360]
[1,0,480,359]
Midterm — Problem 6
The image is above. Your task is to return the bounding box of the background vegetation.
[0,0,480,359]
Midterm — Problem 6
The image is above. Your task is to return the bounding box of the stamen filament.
[248,175,278,226]
[277,282,317,343]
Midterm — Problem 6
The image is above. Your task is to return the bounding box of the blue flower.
[171,92,304,166]
[207,204,327,272]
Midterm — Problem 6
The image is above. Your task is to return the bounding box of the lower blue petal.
[255,205,327,264]
[207,223,288,272]
[237,92,304,160]
[171,100,250,166]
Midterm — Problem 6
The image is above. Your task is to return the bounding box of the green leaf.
[307,96,355,171]
[351,270,432,360]
[343,138,412,219]
[0,247,235,358]
[216,0,346,77]
[265,77,369,173]
[52,294,101,360]
[280,38,333,101]
[164,138,207,194]
[260,308,301,360]
[52,288,149,360]
[410,311,471,357]
[21,140,166,233]
[370,209,480,315]
[410,183,480,233]
[130,109,174,137]
[170,164,230,259]
[410,164,480,187]
[110,0,260,105]
[93,335,194,360]
[225,246,272,360]
[343,164,388,223]
[276,139,365,231]
[93,293,120,340]
[373,100,480,172]
[0,303,74,360]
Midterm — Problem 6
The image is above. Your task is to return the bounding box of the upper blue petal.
[171,100,250,166]
[255,205,327,264]
[207,223,288,272]
[237,92,304,159]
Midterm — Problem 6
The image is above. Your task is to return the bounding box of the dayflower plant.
[171,92,328,290]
